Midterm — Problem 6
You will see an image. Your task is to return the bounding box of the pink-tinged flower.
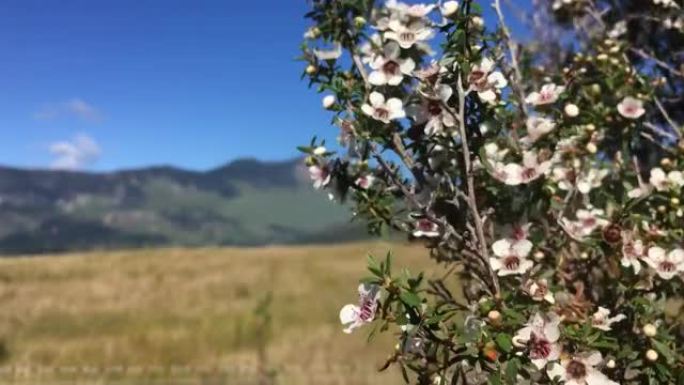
[525,278,555,304]
[514,313,562,369]
[591,307,626,331]
[368,42,416,86]
[525,83,566,106]
[643,247,684,280]
[649,167,684,192]
[519,151,552,184]
[308,165,331,189]
[576,169,609,194]
[560,208,609,240]
[355,174,375,190]
[617,96,645,119]
[523,116,556,144]
[384,19,434,50]
[361,91,406,123]
[621,231,645,273]
[339,284,381,334]
[407,84,456,136]
[467,58,508,103]
[547,351,619,385]
[490,238,534,276]
[489,152,550,186]
[413,218,440,238]
[491,162,524,186]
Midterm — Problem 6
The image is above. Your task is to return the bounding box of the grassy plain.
[0,242,444,384]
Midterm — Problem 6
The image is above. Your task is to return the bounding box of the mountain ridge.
[0,157,364,255]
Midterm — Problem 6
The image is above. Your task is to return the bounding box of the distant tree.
[299,0,683,384]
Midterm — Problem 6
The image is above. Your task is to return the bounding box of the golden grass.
[0,242,442,384]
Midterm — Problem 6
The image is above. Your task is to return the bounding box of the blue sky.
[0,0,526,171]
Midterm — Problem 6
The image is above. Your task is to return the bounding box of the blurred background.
[0,0,505,384]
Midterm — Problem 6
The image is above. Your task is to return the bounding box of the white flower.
[384,19,434,50]
[560,208,609,239]
[547,351,619,385]
[519,151,552,184]
[564,103,580,117]
[490,152,550,186]
[313,43,343,61]
[368,42,416,86]
[441,1,459,17]
[339,284,381,334]
[490,238,534,276]
[591,307,626,331]
[483,142,509,162]
[309,165,331,189]
[643,247,684,280]
[617,96,645,119]
[355,174,375,189]
[525,83,566,106]
[627,185,651,198]
[523,116,556,144]
[361,91,406,123]
[621,231,645,273]
[407,84,456,136]
[576,169,609,194]
[468,58,508,103]
[649,168,684,192]
[514,313,561,369]
[491,162,524,186]
[322,95,337,109]
[526,278,555,304]
[413,218,440,238]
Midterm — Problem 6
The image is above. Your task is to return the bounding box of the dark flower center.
[528,333,552,359]
[660,261,676,272]
[503,256,520,270]
[427,101,442,116]
[400,32,416,42]
[566,360,587,379]
[522,167,538,180]
[383,61,400,75]
[375,108,389,120]
[602,224,622,244]
[358,298,376,321]
[417,219,435,232]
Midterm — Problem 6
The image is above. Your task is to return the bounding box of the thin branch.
[654,97,683,138]
[455,74,500,297]
[630,47,684,78]
[493,0,530,118]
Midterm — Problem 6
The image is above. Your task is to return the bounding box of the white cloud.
[34,98,103,122]
[49,134,102,170]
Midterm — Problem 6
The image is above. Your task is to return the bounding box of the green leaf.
[505,358,520,384]
[399,291,422,307]
[652,340,676,364]
[495,333,513,353]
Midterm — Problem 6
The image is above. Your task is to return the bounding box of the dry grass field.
[0,242,444,384]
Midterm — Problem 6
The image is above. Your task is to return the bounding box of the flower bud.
[590,84,602,95]
[645,349,658,362]
[660,158,672,168]
[322,95,337,109]
[586,142,597,154]
[597,53,608,61]
[354,16,366,28]
[533,251,545,261]
[313,146,327,156]
[580,252,589,260]
[606,359,616,369]
[442,1,460,17]
[487,310,501,324]
[564,103,580,117]
[643,323,657,337]
[657,205,667,213]
[471,16,484,29]
[305,64,317,75]
[671,197,680,206]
